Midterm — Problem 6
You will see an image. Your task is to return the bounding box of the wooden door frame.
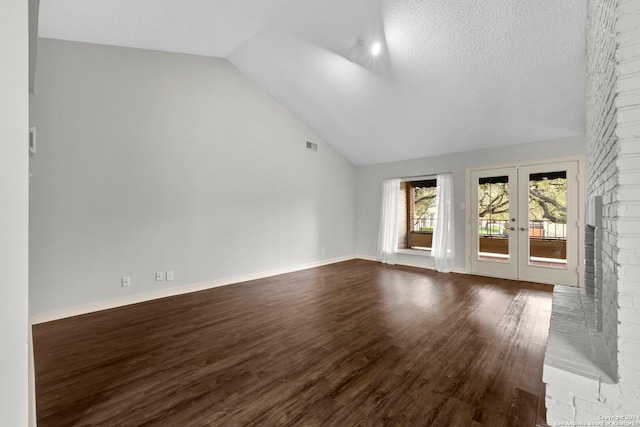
[465,155,585,287]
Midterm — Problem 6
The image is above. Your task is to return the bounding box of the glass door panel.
[527,171,568,269]
[518,162,579,286]
[478,175,510,263]
[470,168,518,280]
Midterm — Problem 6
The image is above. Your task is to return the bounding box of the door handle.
[509,227,515,231]
[520,227,528,231]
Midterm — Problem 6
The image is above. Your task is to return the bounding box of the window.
[399,179,437,251]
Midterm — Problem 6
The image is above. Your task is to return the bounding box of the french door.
[469,161,580,286]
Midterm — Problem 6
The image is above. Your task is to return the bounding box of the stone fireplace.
[543,196,617,423]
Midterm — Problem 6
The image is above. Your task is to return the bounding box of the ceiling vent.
[306,141,318,151]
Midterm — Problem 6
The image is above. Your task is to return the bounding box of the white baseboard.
[28,326,36,427]
[30,254,470,325]
[29,255,356,325]
[355,254,465,274]
[355,254,377,262]
[394,258,466,274]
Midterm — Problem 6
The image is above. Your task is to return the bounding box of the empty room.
[3,0,640,425]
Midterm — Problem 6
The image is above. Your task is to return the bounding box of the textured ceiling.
[38,0,587,165]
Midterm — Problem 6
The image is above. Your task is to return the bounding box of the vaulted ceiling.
[38,0,587,165]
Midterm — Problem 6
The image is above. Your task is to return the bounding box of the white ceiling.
[38,0,587,165]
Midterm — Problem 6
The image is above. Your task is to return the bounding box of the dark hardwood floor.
[33,259,553,426]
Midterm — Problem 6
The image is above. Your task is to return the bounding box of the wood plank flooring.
[33,259,553,426]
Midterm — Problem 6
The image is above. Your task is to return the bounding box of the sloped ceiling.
[38,0,587,165]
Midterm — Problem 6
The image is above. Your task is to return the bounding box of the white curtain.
[432,173,455,272]
[376,178,401,265]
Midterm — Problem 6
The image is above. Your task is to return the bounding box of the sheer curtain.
[376,178,401,265]
[432,173,455,272]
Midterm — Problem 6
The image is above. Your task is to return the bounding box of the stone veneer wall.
[543,0,640,422]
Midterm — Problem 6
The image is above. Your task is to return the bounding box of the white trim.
[395,256,432,270]
[356,254,378,262]
[465,166,472,274]
[465,155,586,173]
[395,257,466,274]
[29,255,356,325]
[28,326,36,427]
[397,248,432,257]
[355,254,465,274]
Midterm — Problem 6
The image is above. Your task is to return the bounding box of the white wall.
[355,136,586,269]
[30,39,356,315]
[0,1,29,425]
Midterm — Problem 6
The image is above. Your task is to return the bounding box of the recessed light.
[371,42,381,56]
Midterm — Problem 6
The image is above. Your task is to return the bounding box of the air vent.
[29,126,36,155]
[306,141,318,151]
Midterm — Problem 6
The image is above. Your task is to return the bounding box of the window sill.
[397,248,432,257]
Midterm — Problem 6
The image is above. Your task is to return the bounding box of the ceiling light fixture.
[347,37,382,63]
[347,36,367,63]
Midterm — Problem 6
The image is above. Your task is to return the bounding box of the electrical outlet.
[166,271,174,281]
[121,277,130,287]
[155,271,164,281]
